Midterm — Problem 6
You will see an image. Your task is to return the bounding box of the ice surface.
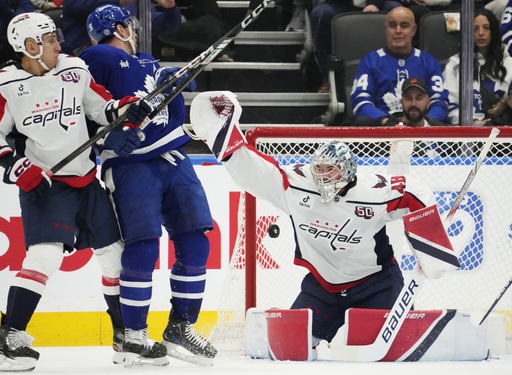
[24,346,512,375]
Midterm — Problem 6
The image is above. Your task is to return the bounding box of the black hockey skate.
[111,324,125,365]
[119,328,169,367]
[161,310,217,366]
[0,323,39,372]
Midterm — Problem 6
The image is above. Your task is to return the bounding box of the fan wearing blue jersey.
[80,4,217,366]
[350,7,449,126]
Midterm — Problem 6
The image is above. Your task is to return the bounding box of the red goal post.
[213,126,512,350]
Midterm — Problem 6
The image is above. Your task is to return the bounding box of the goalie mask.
[87,4,141,54]
[8,12,64,70]
[310,141,357,202]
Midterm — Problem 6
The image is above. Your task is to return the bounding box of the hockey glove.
[3,155,51,200]
[104,127,141,157]
[190,91,246,162]
[154,67,197,94]
[106,96,153,128]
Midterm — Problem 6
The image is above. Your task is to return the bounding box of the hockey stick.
[141,0,271,128]
[331,127,500,362]
[472,275,512,326]
[47,0,270,176]
[444,127,500,223]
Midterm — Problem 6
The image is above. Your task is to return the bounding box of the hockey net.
[211,126,512,353]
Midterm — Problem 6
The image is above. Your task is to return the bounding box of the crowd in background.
[2,0,512,127]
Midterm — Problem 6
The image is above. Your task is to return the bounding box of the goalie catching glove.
[3,155,51,200]
[190,91,246,162]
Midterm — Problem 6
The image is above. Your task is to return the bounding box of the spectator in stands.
[500,0,512,56]
[60,0,181,56]
[31,0,61,11]
[485,0,508,21]
[311,0,404,93]
[0,0,33,67]
[385,76,446,126]
[350,7,449,126]
[444,8,512,125]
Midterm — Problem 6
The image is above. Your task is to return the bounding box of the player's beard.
[404,106,428,124]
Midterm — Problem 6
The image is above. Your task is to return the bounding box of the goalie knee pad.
[190,91,246,162]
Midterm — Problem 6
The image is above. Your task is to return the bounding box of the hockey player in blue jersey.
[80,4,216,366]
[350,7,449,126]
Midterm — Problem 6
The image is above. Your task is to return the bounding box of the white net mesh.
[211,127,512,353]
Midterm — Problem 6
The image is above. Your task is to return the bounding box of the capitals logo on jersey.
[298,218,362,251]
[22,87,80,131]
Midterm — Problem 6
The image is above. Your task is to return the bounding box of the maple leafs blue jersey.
[502,2,512,57]
[350,48,449,122]
[80,44,190,170]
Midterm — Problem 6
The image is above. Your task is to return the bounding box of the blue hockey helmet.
[87,4,140,44]
[310,141,357,202]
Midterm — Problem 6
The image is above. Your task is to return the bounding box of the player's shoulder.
[357,170,393,189]
[0,64,26,86]
[55,53,89,71]
[283,163,316,187]
[80,44,126,63]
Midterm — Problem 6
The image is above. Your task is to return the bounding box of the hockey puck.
[268,224,280,238]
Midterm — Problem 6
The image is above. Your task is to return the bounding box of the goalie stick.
[47,0,270,176]
[472,275,512,326]
[331,127,501,362]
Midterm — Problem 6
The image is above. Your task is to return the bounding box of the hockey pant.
[290,260,404,342]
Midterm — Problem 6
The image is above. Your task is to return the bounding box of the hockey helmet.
[310,141,357,202]
[87,4,140,44]
[8,12,60,55]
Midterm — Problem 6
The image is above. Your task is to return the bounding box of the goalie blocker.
[190,91,246,162]
[403,204,460,279]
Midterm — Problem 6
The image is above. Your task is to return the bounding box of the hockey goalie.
[189,91,489,362]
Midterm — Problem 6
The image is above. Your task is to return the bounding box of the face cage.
[311,164,348,202]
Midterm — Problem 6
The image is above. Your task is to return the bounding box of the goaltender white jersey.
[0,54,113,186]
[224,145,434,293]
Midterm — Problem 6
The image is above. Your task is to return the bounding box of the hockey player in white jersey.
[0,12,150,371]
[190,90,436,350]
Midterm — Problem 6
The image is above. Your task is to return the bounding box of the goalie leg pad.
[190,91,246,162]
[265,309,314,361]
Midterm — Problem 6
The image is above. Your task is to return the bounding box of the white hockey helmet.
[310,141,357,202]
[7,12,59,57]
